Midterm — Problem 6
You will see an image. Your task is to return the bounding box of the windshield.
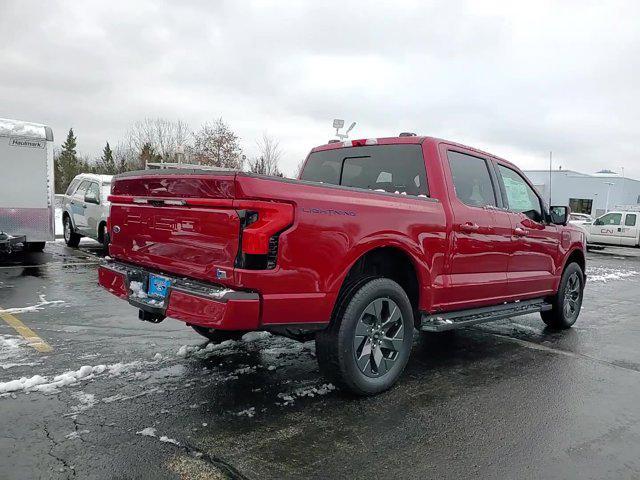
[300,145,428,196]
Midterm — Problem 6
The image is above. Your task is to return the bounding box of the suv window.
[86,182,100,202]
[447,151,496,207]
[594,213,622,226]
[74,180,90,198]
[301,145,428,196]
[497,164,542,221]
[65,178,81,196]
[626,214,637,227]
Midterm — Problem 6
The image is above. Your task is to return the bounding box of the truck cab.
[586,210,639,247]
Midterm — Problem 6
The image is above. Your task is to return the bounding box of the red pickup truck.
[98,135,586,395]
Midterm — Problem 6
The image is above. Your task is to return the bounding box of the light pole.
[604,182,614,212]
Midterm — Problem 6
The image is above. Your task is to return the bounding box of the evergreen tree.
[96,141,116,174]
[54,128,81,193]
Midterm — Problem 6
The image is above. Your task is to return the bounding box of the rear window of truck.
[301,145,428,196]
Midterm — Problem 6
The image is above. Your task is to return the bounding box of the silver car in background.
[61,173,112,249]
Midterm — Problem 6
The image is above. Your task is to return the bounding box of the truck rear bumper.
[98,261,260,330]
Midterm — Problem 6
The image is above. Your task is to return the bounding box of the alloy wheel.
[353,297,405,378]
[563,272,582,320]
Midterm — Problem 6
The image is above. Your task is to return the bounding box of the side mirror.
[85,191,99,204]
[550,205,569,225]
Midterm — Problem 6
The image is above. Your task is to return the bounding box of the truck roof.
[310,135,517,169]
[0,118,53,141]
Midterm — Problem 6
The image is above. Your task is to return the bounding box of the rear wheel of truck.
[63,215,81,248]
[190,326,245,343]
[316,278,414,396]
[541,262,584,329]
[24,242,45,252]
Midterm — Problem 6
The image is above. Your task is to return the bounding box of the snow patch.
[0,295,64,315]
[0,356,160,395]
[65,429,90,440]
[176,339,238,358]
[136,427,180,446]
[588,266,639,283]
[241,331,271,342]
[129,281,147,299]
[277,383,335,405]
[235,407,256,418]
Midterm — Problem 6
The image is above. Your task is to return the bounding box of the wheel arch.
[563,248,586,275]
[331,244,425,327]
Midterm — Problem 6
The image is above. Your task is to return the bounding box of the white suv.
[61,173,112,248]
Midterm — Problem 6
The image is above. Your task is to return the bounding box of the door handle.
[459,222,480,232]
[70,201,75,205]
[82,205,87,209]
[513,227,527,236]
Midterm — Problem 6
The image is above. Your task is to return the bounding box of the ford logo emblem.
[113,225,121,234]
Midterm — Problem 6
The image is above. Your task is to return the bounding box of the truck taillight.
[236,200,293,256]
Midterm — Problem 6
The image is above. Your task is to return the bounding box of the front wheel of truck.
[316,278,414,396]
[541,262,585,329]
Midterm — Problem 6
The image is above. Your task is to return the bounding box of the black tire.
[541,262,584,329]
[100,224,110,252]
[63,215,81,248]
[191,326,245,343]
[24,242,45,252]
[316,278,414,396]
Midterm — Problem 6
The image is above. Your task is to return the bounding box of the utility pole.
[605,181,614,212]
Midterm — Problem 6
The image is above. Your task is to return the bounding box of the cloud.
[1,0,638,176]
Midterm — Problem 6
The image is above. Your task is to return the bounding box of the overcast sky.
[1,0,638,176]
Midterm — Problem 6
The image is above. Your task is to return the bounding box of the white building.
[523,169,640,217]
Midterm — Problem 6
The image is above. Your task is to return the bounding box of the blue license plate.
[148,274,172,299]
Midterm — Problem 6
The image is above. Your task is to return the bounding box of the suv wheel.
[100,224,110,251]
[316,278,414,395]
[541,262,584,329]
[63,215,81,248]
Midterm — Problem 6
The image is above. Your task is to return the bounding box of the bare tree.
[112,142,140,172]
[253,132,283,176]
[127,118,191,162]
[193,118,243,169]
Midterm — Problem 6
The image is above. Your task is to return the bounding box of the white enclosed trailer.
[0,118,55,252]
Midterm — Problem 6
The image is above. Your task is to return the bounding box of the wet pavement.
[1,241,639,479]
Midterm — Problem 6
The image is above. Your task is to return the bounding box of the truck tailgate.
[108,172,240,283]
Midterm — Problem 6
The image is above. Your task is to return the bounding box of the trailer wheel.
[63,215,81,248]
[316,278,414,396]
[24,242,45,252]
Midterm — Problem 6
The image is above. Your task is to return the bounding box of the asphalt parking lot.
[1,241,639,480]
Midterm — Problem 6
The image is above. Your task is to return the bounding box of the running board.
[420,299,552,332]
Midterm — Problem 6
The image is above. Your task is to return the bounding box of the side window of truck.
[625,214,637,227]
[447,151,496,207]
[595,213,622,226]
[496,164,542,222]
